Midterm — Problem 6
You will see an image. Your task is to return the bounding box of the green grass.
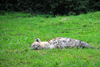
[0,11,100,67]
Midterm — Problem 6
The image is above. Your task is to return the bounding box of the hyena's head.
[31,38,41,50]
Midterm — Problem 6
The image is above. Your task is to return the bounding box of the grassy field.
[0,11,100,67]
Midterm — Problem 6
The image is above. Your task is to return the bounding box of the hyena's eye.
[31,45,35,47]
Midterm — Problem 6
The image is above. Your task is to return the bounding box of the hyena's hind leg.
[80,41,99,49]
[80,41,90,48]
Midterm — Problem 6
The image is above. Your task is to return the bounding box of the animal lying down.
[31,37,98,50]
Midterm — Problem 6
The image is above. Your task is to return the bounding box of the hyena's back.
[48,37,90,49]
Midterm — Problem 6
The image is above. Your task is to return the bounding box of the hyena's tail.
[90,46,99,49]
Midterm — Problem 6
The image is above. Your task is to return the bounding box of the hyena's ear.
[35,38,41,42]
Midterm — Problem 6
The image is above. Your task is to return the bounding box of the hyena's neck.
[38,41,54,49]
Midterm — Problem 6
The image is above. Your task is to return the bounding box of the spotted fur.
[31,37,97,50]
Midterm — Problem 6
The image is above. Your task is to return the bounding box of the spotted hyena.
[31,37,97,50]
